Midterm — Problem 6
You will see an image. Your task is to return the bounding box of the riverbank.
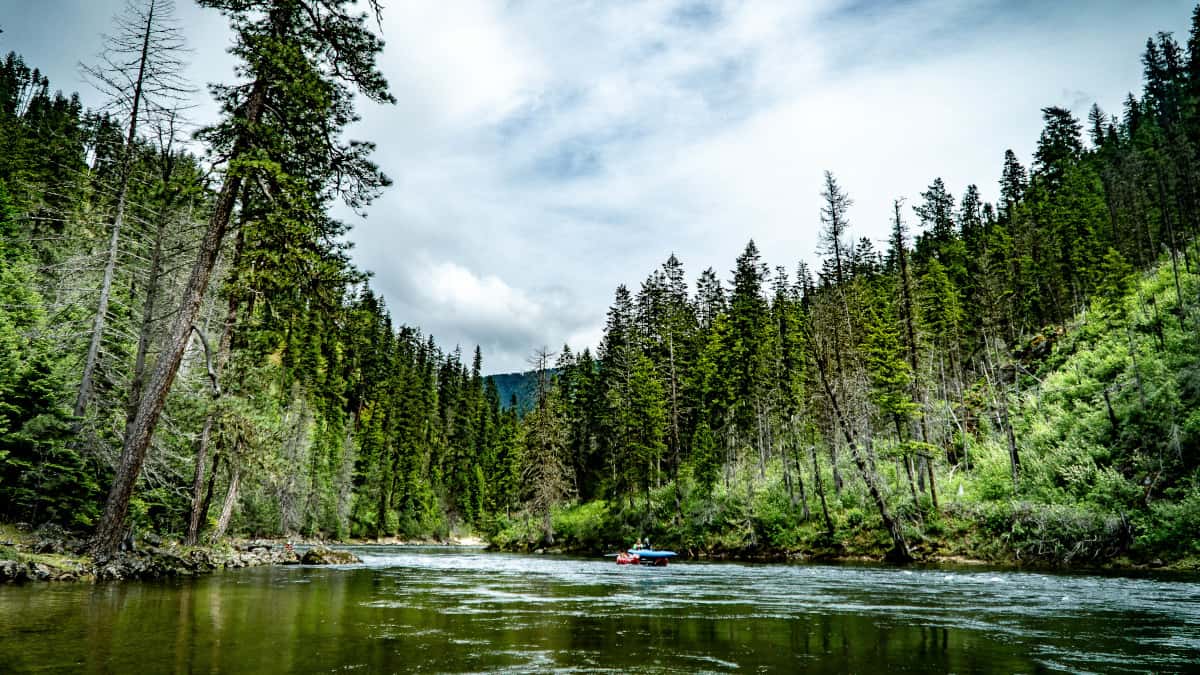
[0,523,301,582]
[0,523,375,583]
[491,536,1199,573]
[487,500,1200,574]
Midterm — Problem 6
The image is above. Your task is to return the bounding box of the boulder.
[301,546,362,565]
[0,559,26,583]
[30,563,53,581]
[33,538,64,554]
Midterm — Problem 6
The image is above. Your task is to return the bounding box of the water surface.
[1,546,1197,673]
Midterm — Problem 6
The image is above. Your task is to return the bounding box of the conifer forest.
[5,0,1200,569]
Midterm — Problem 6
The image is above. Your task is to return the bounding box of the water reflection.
[1,547,1197,673]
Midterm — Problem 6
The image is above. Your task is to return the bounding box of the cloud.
[6,0,1195,372]
[380,255,595,374]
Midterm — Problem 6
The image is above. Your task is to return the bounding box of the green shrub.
[1136,487,1200,557]
[552,500,610,551]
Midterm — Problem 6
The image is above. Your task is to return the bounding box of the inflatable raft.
[615,549,678,566]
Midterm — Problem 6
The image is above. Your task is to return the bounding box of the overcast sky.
[2,0,1195,373]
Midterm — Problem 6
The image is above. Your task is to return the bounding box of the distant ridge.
[486,370,555,413]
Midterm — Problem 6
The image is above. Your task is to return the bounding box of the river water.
[1,546,1198,673]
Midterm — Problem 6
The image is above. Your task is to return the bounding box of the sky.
[2,0,1196,373]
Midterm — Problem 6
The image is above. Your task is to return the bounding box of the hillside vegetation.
[495,248,1200,567]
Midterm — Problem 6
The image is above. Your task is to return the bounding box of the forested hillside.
[0,0,519,551]
[2,1,1200,567]
[488,370,550,413]
[492,12,1200,565]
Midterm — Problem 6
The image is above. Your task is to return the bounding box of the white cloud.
[426,260,543,325]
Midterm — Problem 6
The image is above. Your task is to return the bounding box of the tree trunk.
[335,415,358,536]
[210,458,241,543]
[126,200,168,431]
[924,453,939,511]
[809,444,834,537]
[792,440,810,520]
[903,455,921,511]
[184,225,244,546]
[75,0,157,421]
[985,335,1020,492]
[811,334,910,562]
[92,77,267,556]
[198,452,221,536]
[1001,393,1020,491]
[184,415,214,545]
[1156,167,1187,329]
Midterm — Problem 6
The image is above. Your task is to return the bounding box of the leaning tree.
[92,0,394,555]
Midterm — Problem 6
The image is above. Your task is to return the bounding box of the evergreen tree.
[94,0,394,555]
[999,150,1027,222]
[1033,107,1085,192]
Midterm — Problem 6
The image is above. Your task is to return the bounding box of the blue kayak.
[628,549,677,559]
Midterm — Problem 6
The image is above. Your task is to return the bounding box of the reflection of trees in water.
[1,561,1194,672]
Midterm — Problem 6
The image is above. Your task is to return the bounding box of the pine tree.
[522,349,569,545]
[999,150,1027,222]
[727,241,770,445]
[1034,107,1084,192]
[74,0,191,421]
[818,171,852,287]
[914,177,956,244]
[94,0,394,555]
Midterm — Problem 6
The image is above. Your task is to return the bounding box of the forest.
[2,0,1200,567]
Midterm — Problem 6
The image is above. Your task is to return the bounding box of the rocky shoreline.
[0,525,363,583]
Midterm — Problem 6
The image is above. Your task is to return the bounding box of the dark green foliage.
[488,370,544,413]
[0,181,100,528]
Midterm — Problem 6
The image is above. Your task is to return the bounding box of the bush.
[750,485,804,550]
[552,500,610,552]
[976,500,1129,564]
[1136,487,1200,557]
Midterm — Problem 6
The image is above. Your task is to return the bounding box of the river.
[1,546,1198,673]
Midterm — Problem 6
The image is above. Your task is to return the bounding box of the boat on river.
[615,549,678,566]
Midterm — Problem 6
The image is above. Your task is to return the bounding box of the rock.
[0,559,27,583]
[143,533,163,547]
[301,546,362,565]
[94,561,124,581]
[30,563,53,581]
[34,539,64,554]
[33,523,66,539]
[184,548,216,570]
